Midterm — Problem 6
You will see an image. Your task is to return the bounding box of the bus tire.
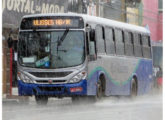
[35,95,48,105]
[71,96,80,103]
[130,78,137,97]
[96,78,103,100]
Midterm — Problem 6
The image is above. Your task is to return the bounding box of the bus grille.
[38,86,64,92]
[35,80,66,84]
[29,72,72,78]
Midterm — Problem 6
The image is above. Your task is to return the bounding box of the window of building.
[158,0,163,12]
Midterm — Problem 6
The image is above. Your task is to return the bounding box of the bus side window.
[142,35,151,58]
[124,31,134,56]
[89,29,97,60]
[115,29,124,55]
[105,27,115,55]
[86,32,89,55]
[95,25,106,54]
[133,33,142,57]
[148,36,152,58]
[139,34,143,57]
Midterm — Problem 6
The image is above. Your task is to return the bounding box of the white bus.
[17,13,153,104]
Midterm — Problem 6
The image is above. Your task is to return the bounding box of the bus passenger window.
[95,25,106,54]
[133,33,142,57]
[88,29,97,61]
[115,29,124,55]
[148,36,152,58]
[86,32,89,55]
[124,31,134,56]
[142,35,151,58]
[89,41,96,60]
[139,35,143,57]
[105,27,115,55]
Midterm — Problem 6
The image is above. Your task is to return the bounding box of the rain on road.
[3,93,162,120]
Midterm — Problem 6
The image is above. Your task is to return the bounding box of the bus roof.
[22,13,150,34]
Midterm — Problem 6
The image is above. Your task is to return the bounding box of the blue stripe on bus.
[87,59,152,96]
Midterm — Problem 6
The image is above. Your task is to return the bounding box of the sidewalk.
[2,87,29,104]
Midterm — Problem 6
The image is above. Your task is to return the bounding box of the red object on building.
[157,13,163,41]
[142,0,163,42]
[10,48,13,96]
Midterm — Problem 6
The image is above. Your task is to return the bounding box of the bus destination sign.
[33,19,72,26]
[20,16,84,29]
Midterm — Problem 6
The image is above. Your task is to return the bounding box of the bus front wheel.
[35,95,48,105]
[71,96,79,103]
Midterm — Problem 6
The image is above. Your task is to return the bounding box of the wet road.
[3,93,162,120]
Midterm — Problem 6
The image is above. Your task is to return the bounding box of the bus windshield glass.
[18,30,85,69]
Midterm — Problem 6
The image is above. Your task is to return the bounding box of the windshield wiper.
[57,29,69,46]
[57,29,69,54]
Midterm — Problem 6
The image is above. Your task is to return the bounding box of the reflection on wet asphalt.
[3,93,162,120]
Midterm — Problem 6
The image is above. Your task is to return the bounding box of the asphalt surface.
[3,92,162,120]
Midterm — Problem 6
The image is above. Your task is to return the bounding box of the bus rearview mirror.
[85,26,91,32]
[90,29,95,41]
[89,41,95,56]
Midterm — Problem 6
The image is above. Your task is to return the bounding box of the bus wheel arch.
[131,75,138,97]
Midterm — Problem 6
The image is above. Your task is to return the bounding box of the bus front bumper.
[18,80,87,96]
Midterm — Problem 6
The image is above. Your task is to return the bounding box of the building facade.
[142,0,163,42]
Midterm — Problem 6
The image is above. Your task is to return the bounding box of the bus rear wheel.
[96,79,103,99]
[35,95,48,105]
[131,78,137,97]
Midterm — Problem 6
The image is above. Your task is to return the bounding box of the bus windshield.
[18,30,85,69]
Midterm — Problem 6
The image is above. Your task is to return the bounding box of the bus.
[16,13,153,104]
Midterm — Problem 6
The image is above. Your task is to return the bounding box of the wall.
[142,0,163,41]
[157,12,163,41]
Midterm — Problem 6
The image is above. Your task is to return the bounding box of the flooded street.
[3,93,162,120]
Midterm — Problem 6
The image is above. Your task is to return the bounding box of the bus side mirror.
[90,29,95,41]
[89,41,96,61]
[89,41,95,56]
[7,37,13,48]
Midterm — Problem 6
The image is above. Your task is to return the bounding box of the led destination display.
[20,16,84,29]
[33,19,71,26]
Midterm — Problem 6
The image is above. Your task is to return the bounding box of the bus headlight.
[69,71,87,83]
[17,72,34,83]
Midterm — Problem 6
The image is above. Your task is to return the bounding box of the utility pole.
[96,0,100,16]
